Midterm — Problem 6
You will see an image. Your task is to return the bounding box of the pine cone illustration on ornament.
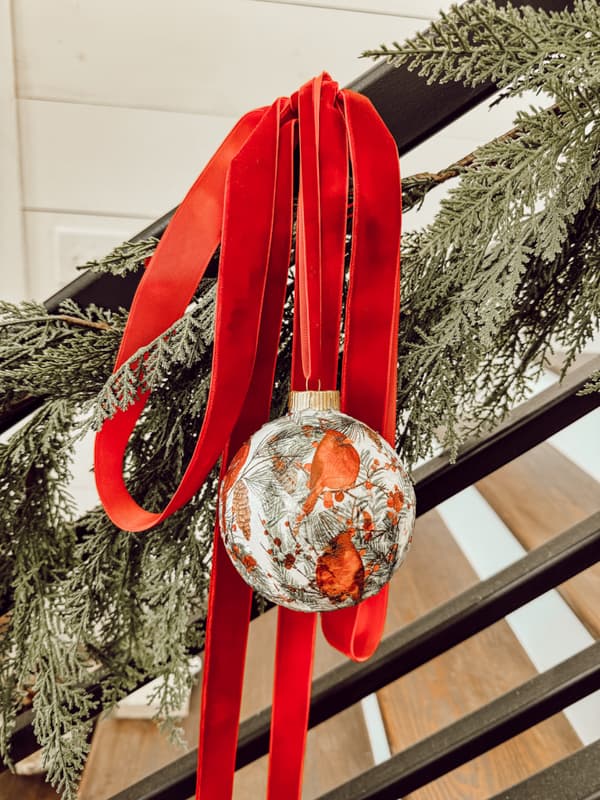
[303,430,360,515]
[270,452,299,494]
[232,480,252,540]
[315,529,365,603]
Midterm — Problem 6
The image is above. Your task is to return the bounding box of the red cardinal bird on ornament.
[302,430,360,515]
[316,529,365,603]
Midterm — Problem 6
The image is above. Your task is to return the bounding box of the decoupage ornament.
[220,390,415,611]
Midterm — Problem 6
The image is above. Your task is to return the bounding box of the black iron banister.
[4,355,599,766]
[318,642,600,800]
[488,739,600,800]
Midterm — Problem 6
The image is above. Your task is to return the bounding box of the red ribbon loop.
[94,73,401,800]
[321,89,402,662]
[94,101,281,531]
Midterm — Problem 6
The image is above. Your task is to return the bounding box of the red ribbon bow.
[94,72,401,799]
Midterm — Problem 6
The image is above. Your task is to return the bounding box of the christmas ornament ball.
[219,392,415,612]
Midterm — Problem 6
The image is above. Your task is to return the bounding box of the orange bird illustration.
[316,529,365,603]
[302,430,360,515]
[222,440,250,495]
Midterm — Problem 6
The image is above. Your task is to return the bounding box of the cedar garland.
[0,1,599,795]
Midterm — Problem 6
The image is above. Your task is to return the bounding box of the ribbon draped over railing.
[94,72,401,799]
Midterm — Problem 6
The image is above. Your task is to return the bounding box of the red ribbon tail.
[267,609,317,800]
[196,535,253,799]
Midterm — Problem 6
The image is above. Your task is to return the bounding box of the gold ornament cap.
[288,390,340,412]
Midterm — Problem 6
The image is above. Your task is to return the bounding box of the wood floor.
[477,442,600,637]
[2,439,597,800]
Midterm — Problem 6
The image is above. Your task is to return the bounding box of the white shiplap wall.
[2,0,526,301]
[1,0,27,300]
[13,1,428,114]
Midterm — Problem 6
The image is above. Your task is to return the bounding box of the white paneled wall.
[13,1,429,114]
[19,101,238,217]
[1,0,26,300]
[4,0,521,301]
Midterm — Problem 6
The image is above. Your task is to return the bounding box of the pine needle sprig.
[580,370,600,395]
[393,112,600,463]
[0,400,95,796]
[79,237,159,276]
[0,299,125,411]
[91,280,216,431]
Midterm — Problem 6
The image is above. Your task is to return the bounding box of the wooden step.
[0,768,59,800]
[376,509,581,800]
[76,688,201,800]
[476,441,600,637]
[234,612,373,799]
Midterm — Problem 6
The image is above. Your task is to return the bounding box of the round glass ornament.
[219,391,415,612]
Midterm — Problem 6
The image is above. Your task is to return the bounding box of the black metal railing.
[3,1,598,798]
[489,739,600,800]
[4,354,599,774]
[100,390,600,800]
[321,643,600,800]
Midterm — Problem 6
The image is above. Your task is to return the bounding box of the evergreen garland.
[0,0,599,795]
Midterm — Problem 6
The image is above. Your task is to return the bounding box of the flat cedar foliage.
[1,1,599,795]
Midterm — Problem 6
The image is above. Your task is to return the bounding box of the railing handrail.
[488,739,600,800]
[317,641,600,800]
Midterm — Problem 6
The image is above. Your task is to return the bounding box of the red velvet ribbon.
[94,73,401,799]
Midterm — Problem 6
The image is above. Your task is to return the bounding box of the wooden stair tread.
[234,700,372,799]
[377,510,581,800]
[77,683,201,800]
[476,442,600,637]
[0,770,59,800]
[409,715,583,800]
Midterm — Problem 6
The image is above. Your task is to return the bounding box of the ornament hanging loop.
[304,375,322,392]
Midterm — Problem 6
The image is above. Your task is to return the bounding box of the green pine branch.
[362,0,600,110]
[79,237,159,276]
